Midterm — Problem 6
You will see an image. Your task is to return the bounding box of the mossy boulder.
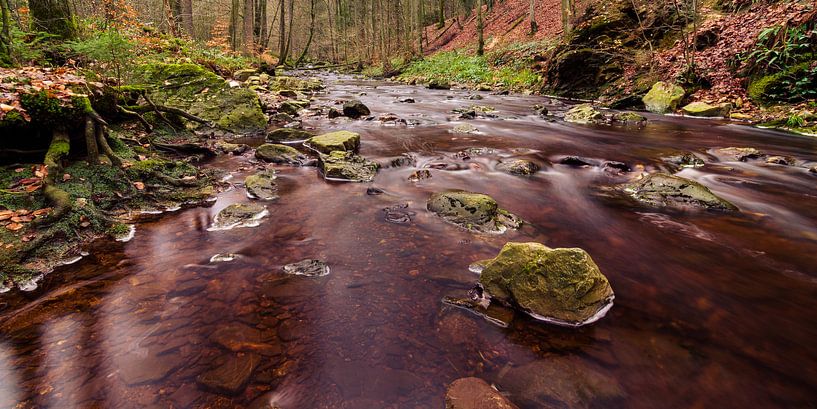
[255,144,306,165]
[233,69,258,81]
[717,147,763,161]
[268,76,324,92]
[427,190,521,234]
[134,63,267,133]
[342,100,371,119]
[209,203,268,230]
[643,82,685,114]
[681,101,731,117]
[244,171,278,201]
[612,111,647,124]
[266,128,314,143]
[626,173,737,211]
[318,151,379,182]
[279,101,303,116]
[427,79,451,90]
[564,104,605,124]
[305,131,360,154]
[496,159,540,176]
[477,242,615,326]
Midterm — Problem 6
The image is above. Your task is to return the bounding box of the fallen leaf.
[14,168,24,173]
[0,103,13,112]
[133,181,145,190]
[6,223,23,231]
[62,173,71,182]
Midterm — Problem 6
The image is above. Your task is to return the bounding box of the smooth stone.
[626,173,738,211]
[283,259,330,277]
[718,147,763,161]
[209,323,282,356]
[682,101,731,117]
[427,79,451,90]
[305,131,361,154]
[477,242,615,326]
[611,111,647,124]
[496,159,540,176]
[215,141,249,155]
[196,353,260,395]
[255,144,306,165]
[643,81,685,114]
[564,104,604,124]
[266,128,313,143]
[118,349,183,385]
[342,100,371,119]
[427,190,521,234]
[318,151,379,182]
[765,155,796,166]
[244,171,278,201]
[209,203,268,230]
[445,377,519,409]
[278,101,302,116]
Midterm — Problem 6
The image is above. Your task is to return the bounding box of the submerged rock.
[643,81,685,114]
[611,111,647,125]
[477,242,615,326]
[283,259,330,277]
[244,171,278,201]
[564,104,605,124]
[209,203,268,230]
[682,101,731,117]
[342,100,371,119]
[717,147,763,161]
[559,156,598,167]
[266,128,313,143]
[765,155,796,166]
[318,151,379,182]
[215,141,249,155]
[626,173,737,211]
[427,190,521,234]
[452,124,479,134]
[305,131,361,154]
[662,153,705,170]
[496,159,540,176]
[197,353,260,395]
[255,144,307,165]
[408,169,432,181]
[445,378,520,409]
[389,153,418,168]
[279,101,303,116]
[499,357,625,408]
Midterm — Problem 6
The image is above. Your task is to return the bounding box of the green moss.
[305,131,361,154]
[44,138,70,163]
[747,72,786,104]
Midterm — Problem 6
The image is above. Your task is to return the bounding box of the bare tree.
[477,0,484,55]
[529,0,537,34]
[242,0,254,54]
[560,0,574,36]
[181,0,194,37]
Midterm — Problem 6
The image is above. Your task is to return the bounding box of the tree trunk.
[282,0,293,62]
[529,0,537,34]
[476,0,484,56]
[277,0,286,64]
[295,0,316,66]
[560,0,574,37]
[181,0,193,37]
[242,0,254,55]
[438,0,444,29]
[230,0,240,50]
[84,117,99,165]
[0,0,11,64]
[29,0,76,40]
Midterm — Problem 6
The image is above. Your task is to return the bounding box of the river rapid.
[2,74,817,408]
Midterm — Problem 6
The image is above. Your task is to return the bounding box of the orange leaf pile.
[0,66,88,122]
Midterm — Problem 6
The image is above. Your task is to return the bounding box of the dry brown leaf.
[133,181,145,190]
[6,223,23,231]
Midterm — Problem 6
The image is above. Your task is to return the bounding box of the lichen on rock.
[305,131,361,154]
[625,173,737,211]
[643,82,685,114]
[427,190,521,234]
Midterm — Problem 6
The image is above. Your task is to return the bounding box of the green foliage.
[786,113,805,128]
[4,27,55,66]
[399,50,541,90]
[739,24,817,76]
[748,62,817,104]
[67,28,134,83]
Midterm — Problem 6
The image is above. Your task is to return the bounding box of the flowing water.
[2,74,817,408]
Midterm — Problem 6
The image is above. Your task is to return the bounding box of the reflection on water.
[2,74,817,408]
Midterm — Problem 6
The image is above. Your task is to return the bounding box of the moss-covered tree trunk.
[29,0,76,40]
[0,0,11,64]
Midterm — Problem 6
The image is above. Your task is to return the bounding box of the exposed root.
[40,131,72,223]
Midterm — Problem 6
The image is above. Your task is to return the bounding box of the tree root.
[38,131,72,224]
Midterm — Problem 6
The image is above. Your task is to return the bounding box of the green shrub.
[748,62,817,104]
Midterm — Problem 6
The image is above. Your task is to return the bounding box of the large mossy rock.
[268,76,324,92]
[134,63,267,133]
[626,173,737,210]
[305,131,360,154]
[445,378,520,409]
[255,143,306,165]
[266,128,314,143]
[318,151,379,182]
[427,190,521,234]
[564,104,605,124]
[681,101,730,117]
[642,82,685,114]
[209,203,268,230]
[496,159,540,176]
[244,171,278,201]
[477,242,614,326]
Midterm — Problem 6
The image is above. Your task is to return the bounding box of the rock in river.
[717,147,763,161]
[343,99,371,118]
[209,203,268,231]
[445,377,520,409]
[496,159,540,176]
[197,352,260,395]
[283,259,330,277]
[245,171,278,201]
[305,131,361,154]
[626,173,738,211]
[428,79,451,90]
[318,151,379,182]
[255,143,307,165]
[642,81,685,114]
[564,104,604,124]
[477,242,615,326]
[266,128,314,143]
[427,190,521,234]
[682,101,731,117]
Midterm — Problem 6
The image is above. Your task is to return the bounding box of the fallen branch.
[125,104,213,127]
[117,105,153,133]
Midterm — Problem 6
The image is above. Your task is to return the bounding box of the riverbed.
[2,74,817,408]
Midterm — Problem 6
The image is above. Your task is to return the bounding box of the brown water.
[2,74,817,409]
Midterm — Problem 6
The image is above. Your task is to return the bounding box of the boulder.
[342,100,371,119]
[215,141,249,155]
[564,104,605,124]
[681,101,731,117]
[134,63,267,133]
[445,378,519,409]
[255,144,306,165]
[266,128,313,143]
[233,68,258,82]
[305,131,360,154]
[477,242,615,326]
[318,151,379,182]
[496,159,540,176]
[611,111,647,124]
[642,82,685,114]
[661,153,704,170]
[244,171,278,201]
[499,357,625,408]
[717,147,763,161]
[328,107,343,118]
[626,173,737,211]
[209,203,268,230]
[428,79,451,90]
[279,101,303,116]
[427,190,521,234]
[268,76,324,92]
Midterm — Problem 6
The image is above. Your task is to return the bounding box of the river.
[2,74,817,408]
